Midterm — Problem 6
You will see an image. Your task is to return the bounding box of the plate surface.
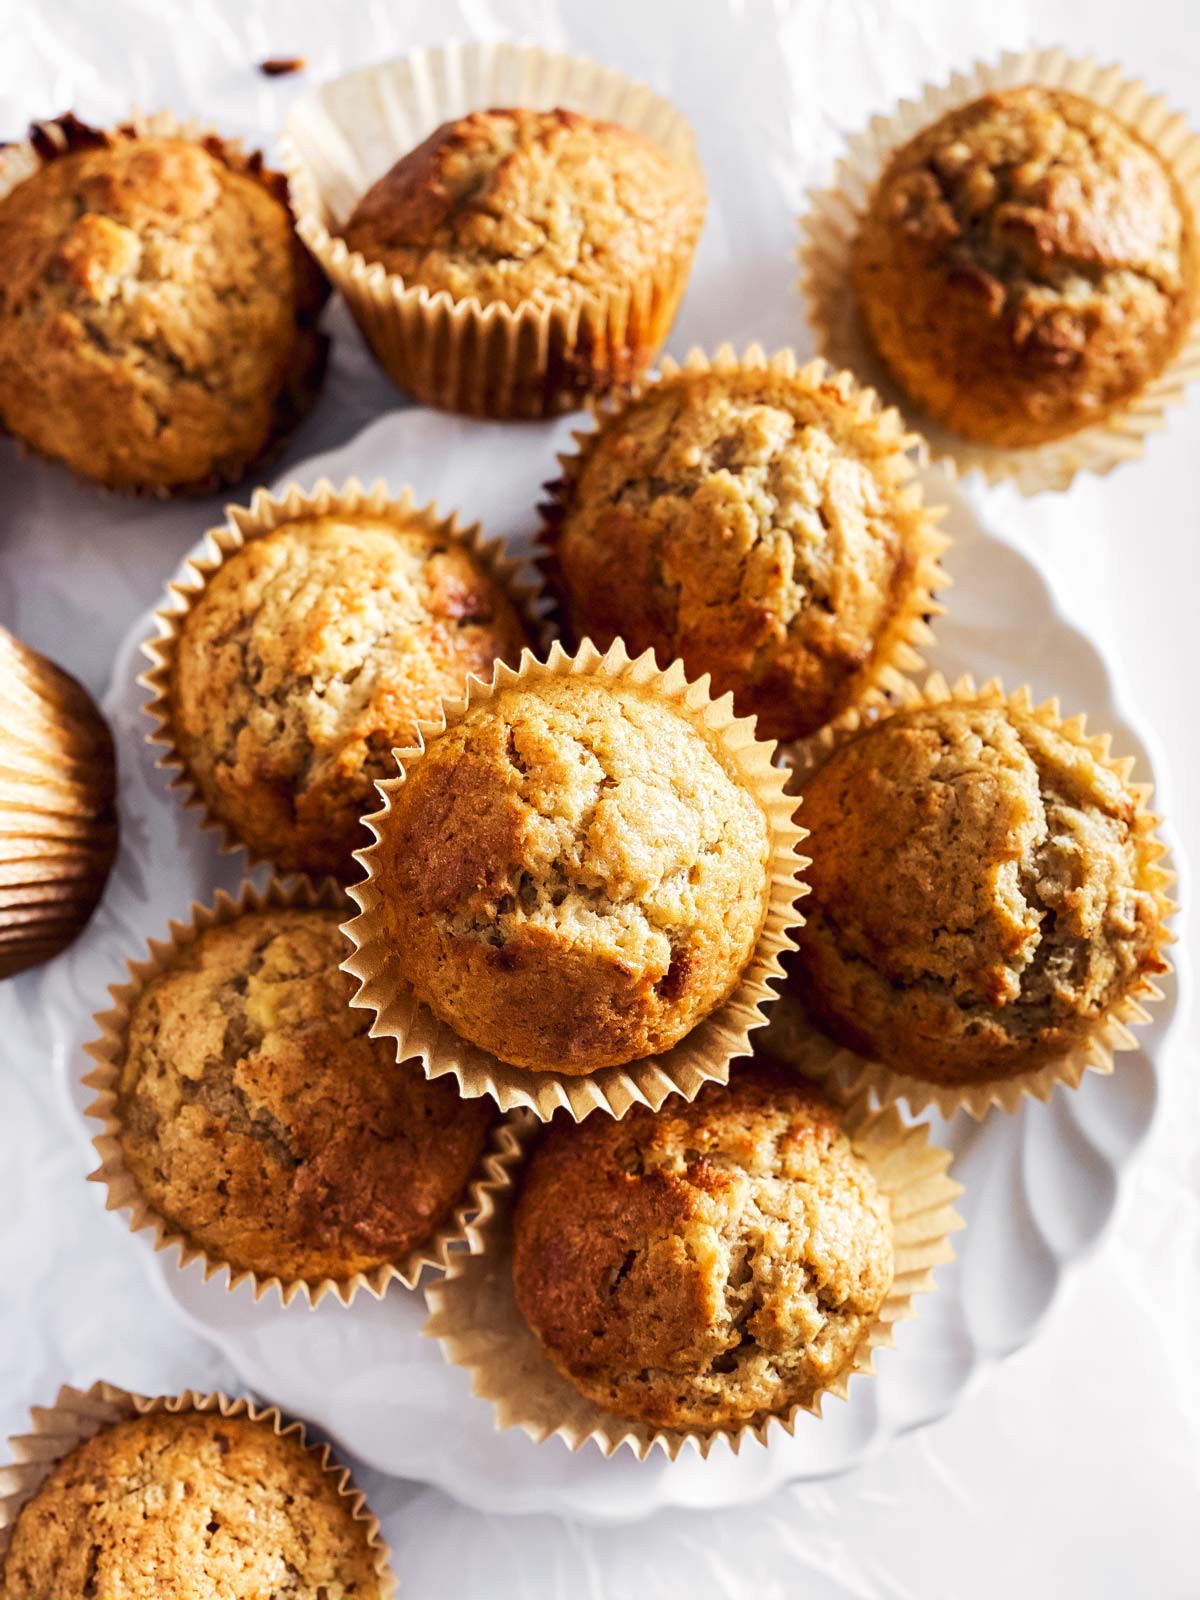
[48,408,1181,1522]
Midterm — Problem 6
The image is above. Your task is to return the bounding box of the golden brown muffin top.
[343,107,704,310]
[854,86,1196,445]
[513,1059,893,1430]
[374,677,772,1073]
[799,701,1166,1046]
[548,366,929,741]
[116,908,492,1283]
[169,513,529,878]
[0,1410,383,1599]
[0,125,323,492]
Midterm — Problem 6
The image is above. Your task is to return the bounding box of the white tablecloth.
[2,0,1197,1593]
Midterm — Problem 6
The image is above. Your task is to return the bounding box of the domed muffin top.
[116,908,492,1283]
[372,676,772,1074]
[853,86,1196,446]
[547,363,933,740]
[343,107,704,310]
[0,1409,383,1599]
[512,1059,893,1429]
[169,512,529,878]
[793,697,1169,1082]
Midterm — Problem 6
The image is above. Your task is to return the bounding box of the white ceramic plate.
[48,409,1183,1523]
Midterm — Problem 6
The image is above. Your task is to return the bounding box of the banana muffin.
[512,1058,893,1430]
[544,362,939,741]
[370,676,773,1074]
[342,107,704,389]
[791,694,1170,1086]
[852,86,1197,448]
[113,908,492,1285]
[0,1409,383,1598]
[0,115,326,493]
[168,511,530,877]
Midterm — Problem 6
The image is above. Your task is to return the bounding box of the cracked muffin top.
[545,365,936,742]
[371,676,773,1074]
[852,86,1197,447]
[0,120,325,492]
[0,1410,383,1600]
[512,1058,893,1430]
[115,908,492,1284]
[791,697,1169,1086]
[342,107,704,311]
[168,511,530,878]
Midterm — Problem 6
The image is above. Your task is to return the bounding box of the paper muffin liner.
[343,637,807,1122]
[539,342,950,750]
[0,1381,395,1593]
[798,48,1200,494]
[82,875,528,1308]
[773,673,1177,1119]
[140,475,549,879]
[423,1079,962,1460]
[279,42,706,418]
[0,112,327,499]
[0,629,118,978]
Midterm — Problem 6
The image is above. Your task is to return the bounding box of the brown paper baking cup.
[0,1382,395,1593]
[0,629,118,978]
[540,342,949,746]
[0,112,326,498]
[280,42,706,418]
[343,637,807,1121]
[798,48,1200,494]
[773,673,1177,1119]
[83,875,527,1308]
[423,1085,962,1459]
[139,476,547,878]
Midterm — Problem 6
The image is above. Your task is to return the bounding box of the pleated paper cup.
[140,476,548,879]
[774,673,1177,1119]
[0,112,327,498]
[280,42,706,418]
[423,1081,962,1460]
[539,342,950,749]
[798,48,1200,493]
[343,638,807,1122]
[0,1382,395,1594]
[83,875,527,1308]
[0,629,118,978]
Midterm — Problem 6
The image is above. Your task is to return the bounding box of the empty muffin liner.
[771,672,1177,1119]
[798,47,1200,494]
[0,1381,395,1593]
[279,41,706,418]
[422,1084,962,1460]
[140,475,548,879]
[82,875,528,1309]
[539,342,950,751]
[0,628,118,978]
[0,111,327,499]
[342,637,807,1122]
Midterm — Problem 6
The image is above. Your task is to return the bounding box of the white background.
[1,0,1197,1593]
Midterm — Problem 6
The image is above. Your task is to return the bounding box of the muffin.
[166,509,530,877]
[0,114,325,493]
[0,1407,384,1598]
[852,86,1197,448]
[0,628,117,978]
[543,352,945,741]
[791,688,1171,1090]
[329,103,705,414]
[108,906,493,1288]
[367,674,774,1074]
[511,1059,894,1431]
